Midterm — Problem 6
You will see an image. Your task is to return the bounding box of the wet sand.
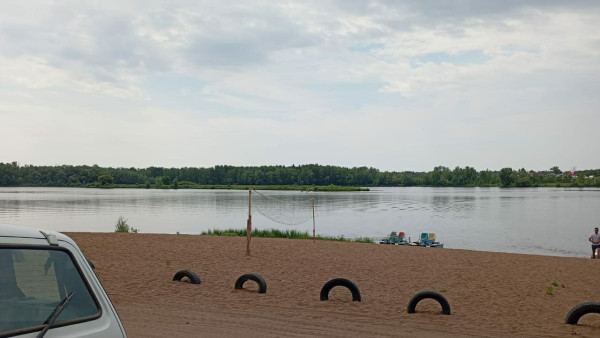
[67,233,600,337]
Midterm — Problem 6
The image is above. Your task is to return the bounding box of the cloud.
[1,1,599,171]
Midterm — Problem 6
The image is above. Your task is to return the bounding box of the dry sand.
[66,233,600,337]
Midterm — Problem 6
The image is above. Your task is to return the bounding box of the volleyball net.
[251,189,315,226]
[245,189,317,255]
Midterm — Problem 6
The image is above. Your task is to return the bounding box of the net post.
[312,198,315,243]
[246,189,252,256]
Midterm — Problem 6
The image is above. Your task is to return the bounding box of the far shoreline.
[5,184,369,192]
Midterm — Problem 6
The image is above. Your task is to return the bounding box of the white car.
[0,224,127,337]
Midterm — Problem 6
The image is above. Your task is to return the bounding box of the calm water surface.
[1,187,599,258]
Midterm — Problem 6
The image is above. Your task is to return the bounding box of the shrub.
[114,216,139,233]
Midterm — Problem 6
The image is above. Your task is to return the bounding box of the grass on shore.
[201,228,374,243]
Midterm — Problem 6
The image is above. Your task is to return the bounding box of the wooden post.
[312,198,315,243]
[246,189,252,256]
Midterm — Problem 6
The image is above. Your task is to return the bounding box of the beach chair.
[389,232,397,244]
[419,232,428,245]
[396,232,408,245]
[419,232,435,246]
[379,231,396,244]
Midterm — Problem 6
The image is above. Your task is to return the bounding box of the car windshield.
[0,247,99,335]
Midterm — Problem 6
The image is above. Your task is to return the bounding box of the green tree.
[499,168,515,187]
[430,166,451,186]
[515,168,531,187]
[576,173,585,187]
[550,166,562,175]
[97,174,114,185]
[0,162,19,186]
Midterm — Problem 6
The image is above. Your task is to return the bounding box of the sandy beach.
[66,233,600,337]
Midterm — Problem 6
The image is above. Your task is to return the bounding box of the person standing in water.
[590,227,600,259]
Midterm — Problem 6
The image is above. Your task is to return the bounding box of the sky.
[1,0,599,172]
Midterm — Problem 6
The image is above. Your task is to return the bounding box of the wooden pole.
[246,189,252,256]
[312,198,315,243]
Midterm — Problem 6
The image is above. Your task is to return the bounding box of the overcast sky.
[1,0,599,172]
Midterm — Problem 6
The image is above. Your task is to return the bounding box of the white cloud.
[1,1,599,171]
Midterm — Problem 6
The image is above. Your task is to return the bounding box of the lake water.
[1,187,599,258]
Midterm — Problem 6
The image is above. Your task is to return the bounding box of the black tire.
[172,270,201,284]
[87,258,95,270]
[320,278,361,302]
[234,272,267,293]
[407,290,451,315]
[565,301,600,325]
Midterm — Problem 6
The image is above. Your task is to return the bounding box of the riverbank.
[68,232,600,337]
[84,183,369,191]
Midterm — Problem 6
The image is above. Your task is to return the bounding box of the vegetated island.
[1,162,599,190]
[200,228,374,243]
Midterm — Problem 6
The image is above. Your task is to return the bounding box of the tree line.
[1,162,599,188]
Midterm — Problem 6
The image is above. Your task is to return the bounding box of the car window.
[0,247,100,335]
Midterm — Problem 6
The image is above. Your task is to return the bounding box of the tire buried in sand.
[565,301,600,325]
[407,290,451,315]
[172,269,201,284]
[320,278,361,302]
[234,272,267,293]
